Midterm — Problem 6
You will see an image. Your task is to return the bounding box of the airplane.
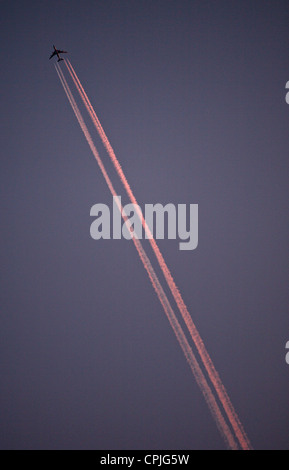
[49,45,67,62]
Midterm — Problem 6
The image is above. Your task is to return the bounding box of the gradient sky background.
[1,0,289,450]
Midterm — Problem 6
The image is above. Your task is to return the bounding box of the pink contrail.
[63,60,252,450]
[55,63,240,449]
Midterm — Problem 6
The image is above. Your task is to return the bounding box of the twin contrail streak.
[55,62,250,449]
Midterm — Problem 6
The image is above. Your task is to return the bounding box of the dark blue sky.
[1,0,289,449]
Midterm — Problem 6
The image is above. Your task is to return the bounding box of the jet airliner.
[49,45,67,62]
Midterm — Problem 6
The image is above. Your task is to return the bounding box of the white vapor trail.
[55,62,245,449]
[63,60,252,450]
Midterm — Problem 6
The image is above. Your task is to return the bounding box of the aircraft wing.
[49,51,57,59]
[58,50,67,54]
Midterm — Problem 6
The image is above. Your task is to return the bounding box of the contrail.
[55,63,240,449]
[63,60,252,450]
